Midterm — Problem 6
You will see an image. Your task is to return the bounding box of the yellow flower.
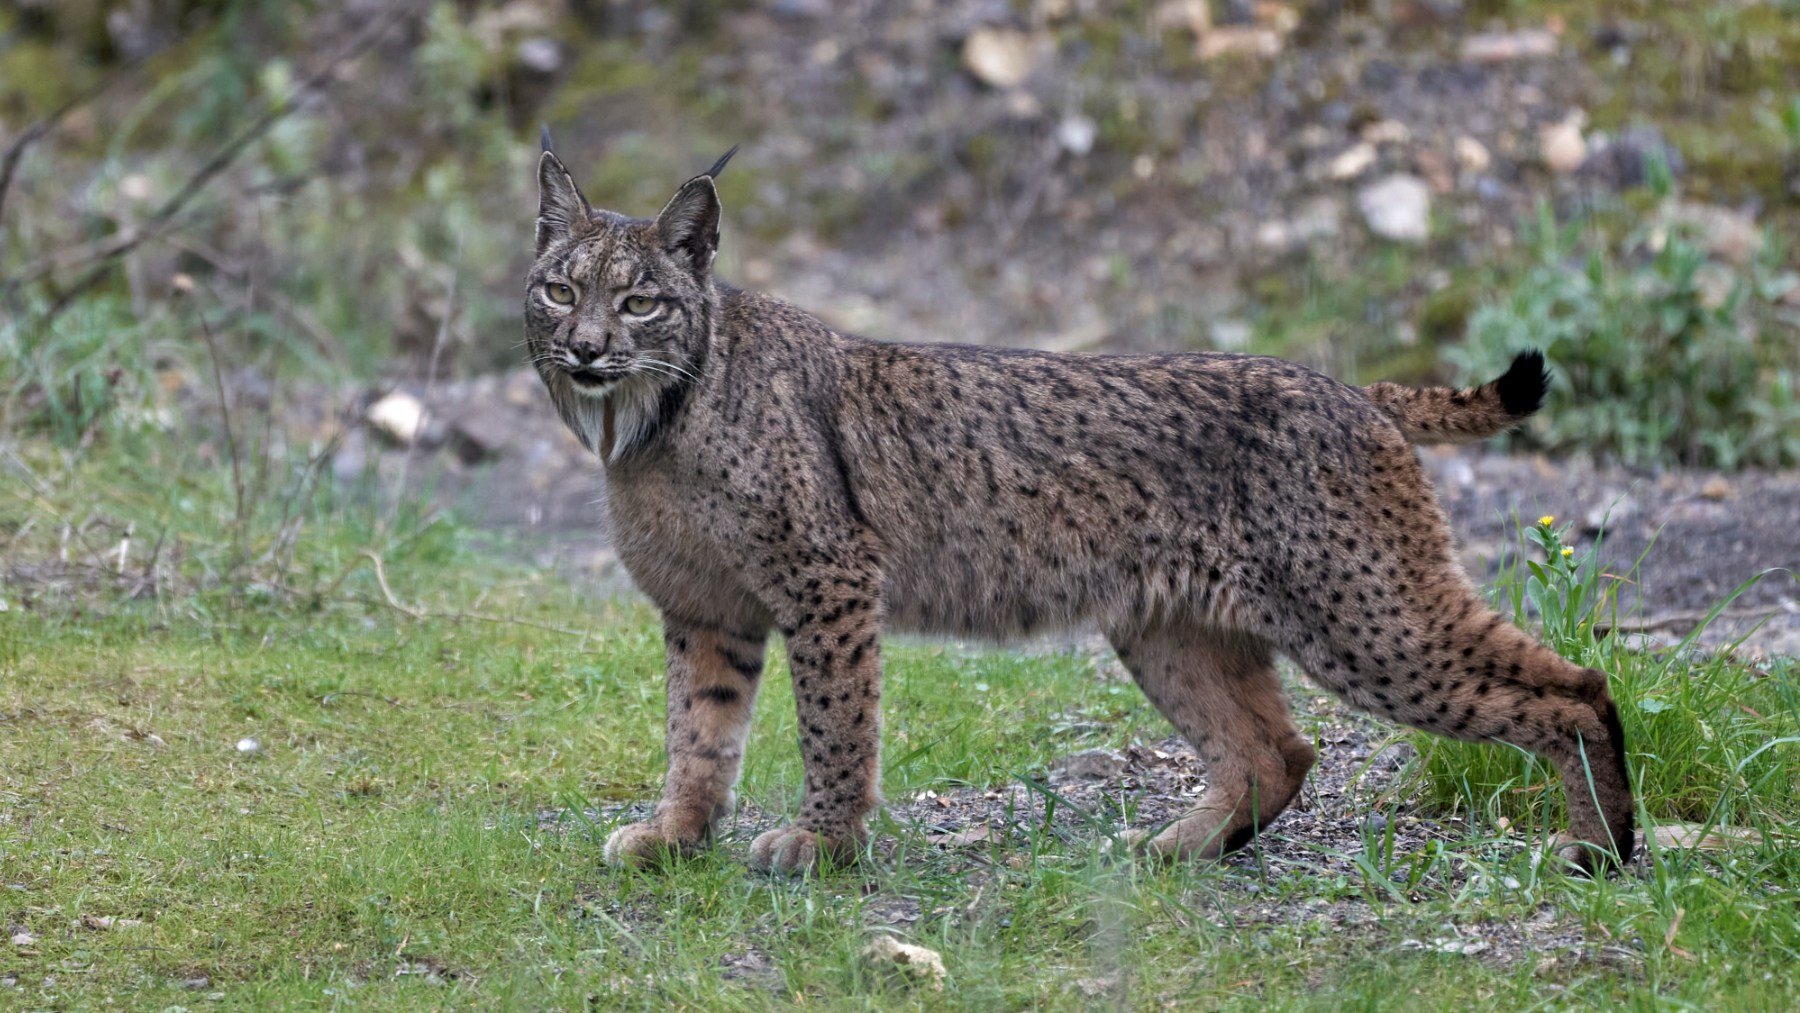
[1538,515,1556,527]
[1561,547,1574,557]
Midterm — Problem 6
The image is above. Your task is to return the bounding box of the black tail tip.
[1495,349,1551,417]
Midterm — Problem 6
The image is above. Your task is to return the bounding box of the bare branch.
[16,0,427,323]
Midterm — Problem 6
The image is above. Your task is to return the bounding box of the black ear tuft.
[540,124,554,153]
[1495,349,1551,417]
[704,144,740,180]
[655,174,723,273]
[536,149,592,255]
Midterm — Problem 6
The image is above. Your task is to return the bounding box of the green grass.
[4,447,1798,1007]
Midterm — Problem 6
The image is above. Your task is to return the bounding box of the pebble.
[860,936,946,989]
[1460,29,1559,63]
[1327,142,1377,181]
[1055,115,1097,156]
[366,391,428,447]
[1357,173,1432,243]
[236,737,261,754]
[1454,136,1492,173]
[1539,111,1588,174]
[1052,748,1127,781]
[961,27,1036,89]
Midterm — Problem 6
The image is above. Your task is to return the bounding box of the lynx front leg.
[749,593,883,874]
[604,620,767,867]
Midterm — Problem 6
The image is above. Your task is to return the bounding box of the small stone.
[1052,748,1127,781]
[1209,318,1252,351]
[1075,974,1123,997]
[1360,119,1410,145]
[1658,201,1762,266]
[118,174,155,203]
[514,38,561,75]
[861,936,946,989]
[1540,111,1588,175]
[1153,0,1212,34]
[366,391,428,447]
[1326,142,1376,180]
[1460,28,1559,63]
[1357,173,1432,243]
[1579,126,1683,189]
[1454,136,1492,173]
[1700,477,1735,501]
[1197,26,1282,60]
[451,410,515,464]
[236,737,261,754]
[1055,115,1097,157]
[9,931,33,947]
[962,28,1036,89]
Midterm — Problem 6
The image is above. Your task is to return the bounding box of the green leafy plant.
[1451,205,1800,468]
[1409,514,1799,836]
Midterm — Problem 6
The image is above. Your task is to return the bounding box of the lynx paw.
[603,820,698,868]
[748,825,859,875]
[1550,833,1628,878]
[1113,817,1243,862]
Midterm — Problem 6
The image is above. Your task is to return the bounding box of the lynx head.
[524,132,736,459]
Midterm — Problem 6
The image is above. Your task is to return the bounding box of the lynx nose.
[567,337,605,365]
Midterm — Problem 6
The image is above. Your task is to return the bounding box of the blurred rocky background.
[2,0,1796,648]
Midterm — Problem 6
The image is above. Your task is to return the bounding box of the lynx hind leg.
[1290,575,1636,873]
[1109,627,1316,861]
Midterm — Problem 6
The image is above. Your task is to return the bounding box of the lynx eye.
[622,294,657,316]
[544,282,576,305]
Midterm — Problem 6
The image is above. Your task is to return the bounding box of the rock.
[1055,115,1097,156]
[1539,111,1588,175]
[1052,748,1127,781]
[366,391,428,447]
[1413,148,1455,194]
[1460,28,1559,63]
[9,931,32,947]
[961,28,1036,89]
[1700,477,1735,501]
[1360,119,1411,146]
[236,737,261,754]
[514,38,562,75]
[1357,174,1432,243]
[1583,493,1637,535]
[1197,26,1282,60]
[1579,127,1683,189]
[1454,135,1492,173]
[80,914,144,931]
[1209,318,1253,351]
[1658,201,1762,266]
[1653,822,1762,851]
[1326,142,1376,181]
[451,409,517,465]
[860,936,946,989]
[1256,196,1343,251]
[1153,0,1211,34]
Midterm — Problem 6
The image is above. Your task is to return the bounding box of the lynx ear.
[537,148,593,255]
[654,174,723,274]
